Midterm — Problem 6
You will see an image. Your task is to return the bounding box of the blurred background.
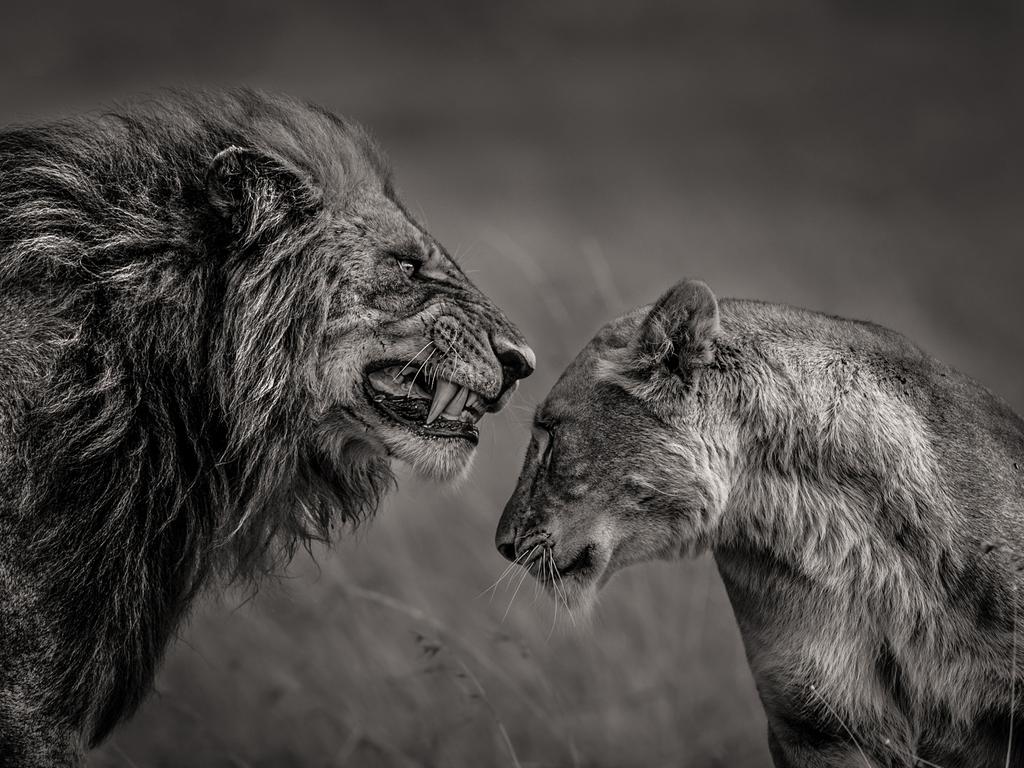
[2,1,1022,766]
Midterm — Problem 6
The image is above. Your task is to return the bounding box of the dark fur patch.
[0,89,396,750]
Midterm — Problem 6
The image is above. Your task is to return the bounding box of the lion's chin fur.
[386,432,477,485]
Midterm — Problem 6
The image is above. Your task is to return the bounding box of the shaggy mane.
[0,89,394,742]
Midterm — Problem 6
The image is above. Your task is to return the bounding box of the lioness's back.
[723,298,1024,534]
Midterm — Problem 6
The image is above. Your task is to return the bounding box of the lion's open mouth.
[365,362,488,444]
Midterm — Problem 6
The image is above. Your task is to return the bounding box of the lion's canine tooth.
[443,386,469,420]
[427,379,459,424]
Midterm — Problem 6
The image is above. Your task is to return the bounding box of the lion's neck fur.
[0,90,395,744]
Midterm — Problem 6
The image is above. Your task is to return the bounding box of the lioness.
[496,279,1024,767]
[0,89,533,765]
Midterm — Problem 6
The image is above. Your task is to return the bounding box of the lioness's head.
[204,93,533,484]
[495,280,727,610]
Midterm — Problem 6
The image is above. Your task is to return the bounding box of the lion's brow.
[385,243,425,263]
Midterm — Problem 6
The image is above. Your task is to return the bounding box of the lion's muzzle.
[430,313,534,406]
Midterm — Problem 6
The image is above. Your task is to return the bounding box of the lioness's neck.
[705,300,958,626]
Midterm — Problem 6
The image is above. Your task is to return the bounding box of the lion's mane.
[0,89,394,743]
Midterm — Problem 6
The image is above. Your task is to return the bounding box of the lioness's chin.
[544,577,601,616]
[529,542,613,616]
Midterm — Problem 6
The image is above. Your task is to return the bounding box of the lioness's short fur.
[0,89,533,765]
[497,279,1024,767]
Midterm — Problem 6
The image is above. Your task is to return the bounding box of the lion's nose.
[493,335,535,387]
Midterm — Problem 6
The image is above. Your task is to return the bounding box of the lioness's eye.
[396,258,419,279]
[532,425,553,467]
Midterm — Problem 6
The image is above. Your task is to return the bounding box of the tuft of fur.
[0,89,530,764]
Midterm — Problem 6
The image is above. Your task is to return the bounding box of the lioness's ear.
[206,146,319,222]
[635,279,720,386]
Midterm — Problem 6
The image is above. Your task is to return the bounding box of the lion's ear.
[635,279,720,387]
[206,146,319,222]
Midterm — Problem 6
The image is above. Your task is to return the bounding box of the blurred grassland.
[0,1,1021,766]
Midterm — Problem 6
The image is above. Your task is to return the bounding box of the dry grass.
[93,475,768,767]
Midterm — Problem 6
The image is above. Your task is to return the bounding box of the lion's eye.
[396,258,419,279]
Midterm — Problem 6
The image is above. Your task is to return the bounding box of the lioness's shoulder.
[721,297,1024,473]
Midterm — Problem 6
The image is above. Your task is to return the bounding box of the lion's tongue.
[426,380,461,424]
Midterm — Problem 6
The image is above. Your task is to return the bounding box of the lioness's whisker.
[503,546,537,622]
[547,553,560,640]
[489,546,534,598]
[479,547,532,600]
[550,554,575,628]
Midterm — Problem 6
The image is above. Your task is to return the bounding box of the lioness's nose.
[493,335,535,386]
[495,511,518,563]
[495,490,525,562]
[496,536,517,563]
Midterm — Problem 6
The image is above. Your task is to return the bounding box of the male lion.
[0,89,533,766]
[496,279,1024,767]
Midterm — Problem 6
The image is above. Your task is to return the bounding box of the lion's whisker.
[450,347,468,381]
[406,349,436,398]
[392,341,434,382]
[430,351,448,388]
